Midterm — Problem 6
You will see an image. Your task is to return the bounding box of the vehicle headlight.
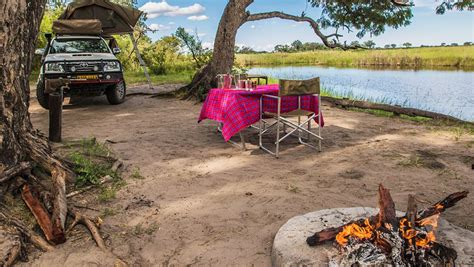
[44,62,64,73]
[103,61,121,72]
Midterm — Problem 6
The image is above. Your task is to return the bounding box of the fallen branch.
[66,175,113,198]
[0,162,32,183]
[51,164,68,235]
[321,96,471,124]
[67,209,105,249]
[21,184,65,244]
[0,204,55,252]
[67,209,127,266]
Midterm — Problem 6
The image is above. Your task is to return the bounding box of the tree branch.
[245,11,362,50]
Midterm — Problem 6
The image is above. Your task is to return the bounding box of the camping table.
[198,84,324,149]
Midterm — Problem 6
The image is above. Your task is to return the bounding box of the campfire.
[306,185,468,266]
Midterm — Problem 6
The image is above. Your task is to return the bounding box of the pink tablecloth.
[198,84,324,141]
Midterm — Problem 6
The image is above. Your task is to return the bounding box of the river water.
[248,66,474,121]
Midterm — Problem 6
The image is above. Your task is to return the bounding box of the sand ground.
[25,84,473,266]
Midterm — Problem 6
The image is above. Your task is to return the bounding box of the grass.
[130,167,145,180]
[236,46,474,69]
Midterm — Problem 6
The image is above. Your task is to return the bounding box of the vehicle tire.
[106,81,126,105]
[36,80,50,109]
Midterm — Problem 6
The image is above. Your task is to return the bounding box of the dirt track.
[26,85,473,266]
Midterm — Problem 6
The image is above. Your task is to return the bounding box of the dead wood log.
[416,191,469,221]
[321,96,472,124]
[51,164,68,233]
[0,205,54,252]
[0,162,32,183]
[377,184,397,227]
[429,242,457,264]
[0,226,22,267]
[21,184,65,244]
[403,195,418,265]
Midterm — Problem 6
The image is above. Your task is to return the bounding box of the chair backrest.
[278,77,320,96]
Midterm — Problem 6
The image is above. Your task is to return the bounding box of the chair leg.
[275,98,281,158]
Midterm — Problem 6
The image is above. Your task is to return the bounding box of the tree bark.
[1,0,70,231]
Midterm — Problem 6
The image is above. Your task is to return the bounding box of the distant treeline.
[235,40,474,54]
[235,46,474,69]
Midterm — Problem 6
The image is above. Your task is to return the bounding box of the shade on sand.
[58,0,143,34]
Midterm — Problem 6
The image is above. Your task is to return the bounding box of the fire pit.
[272,185,473,266]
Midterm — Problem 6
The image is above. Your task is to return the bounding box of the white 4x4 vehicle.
[36,35,126,109]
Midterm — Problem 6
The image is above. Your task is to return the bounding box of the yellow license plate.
[77,75,98,80]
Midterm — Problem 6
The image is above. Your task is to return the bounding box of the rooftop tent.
[58,0,152,88]
[58,0,143,34]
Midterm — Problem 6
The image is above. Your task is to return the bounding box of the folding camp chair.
[259,77,323,158]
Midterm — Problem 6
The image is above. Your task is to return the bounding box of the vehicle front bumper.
[42,72,123,94]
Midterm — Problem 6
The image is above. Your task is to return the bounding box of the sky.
[137,0,474,51]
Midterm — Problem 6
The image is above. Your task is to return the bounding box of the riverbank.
[236,46,474,69]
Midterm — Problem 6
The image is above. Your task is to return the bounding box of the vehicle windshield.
[50,38,110,54]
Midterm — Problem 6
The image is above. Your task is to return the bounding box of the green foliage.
[435,0,474,14]
[130,167,145,179]
[236,46,474,68]
[67,138,117,187]
[309,0,413,38]
[142,36,183,75]
[174,27,212,69]
[363,40,376,49]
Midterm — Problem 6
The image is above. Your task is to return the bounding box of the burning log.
[306,185,468,266]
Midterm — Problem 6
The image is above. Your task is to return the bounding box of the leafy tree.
[450,43,459,46]
[291,40,304,51]
[274,44,292,53]
[384,44,391,49]
[441,42,446,46]
[402,42,412,48]
[464,41,473,46]
[363,40,376,49]
[174,27,212,69]
[349,41,360,47]
[143,36,182,75]
[391,44,397,48]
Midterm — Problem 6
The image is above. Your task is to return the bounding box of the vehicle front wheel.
[106,81,126,105]
[36,80,50,109]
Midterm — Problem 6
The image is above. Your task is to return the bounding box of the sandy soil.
[25,84,473,266]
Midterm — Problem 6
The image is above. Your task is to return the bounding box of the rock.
[0,225,21,266]
[272,207,474,266]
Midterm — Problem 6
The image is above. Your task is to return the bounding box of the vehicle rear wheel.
[36,80,50,109]
[106,81,126,105]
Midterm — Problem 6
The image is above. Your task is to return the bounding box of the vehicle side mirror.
[35,48,45,55]
[112,47,121,55]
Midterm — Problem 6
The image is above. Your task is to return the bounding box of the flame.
[416,231,436,248]
[414,214,439,248]
[336,219,374,246]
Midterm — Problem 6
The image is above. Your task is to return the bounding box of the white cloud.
[140,1,205,18]
[168,21,175,25]
[202,42,214,49]
[188,15,209,21]
[197,33,207,37]
[149,23,172,31]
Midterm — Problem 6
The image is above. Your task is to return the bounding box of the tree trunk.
[1,0,69,232]
[179,0,253,100]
